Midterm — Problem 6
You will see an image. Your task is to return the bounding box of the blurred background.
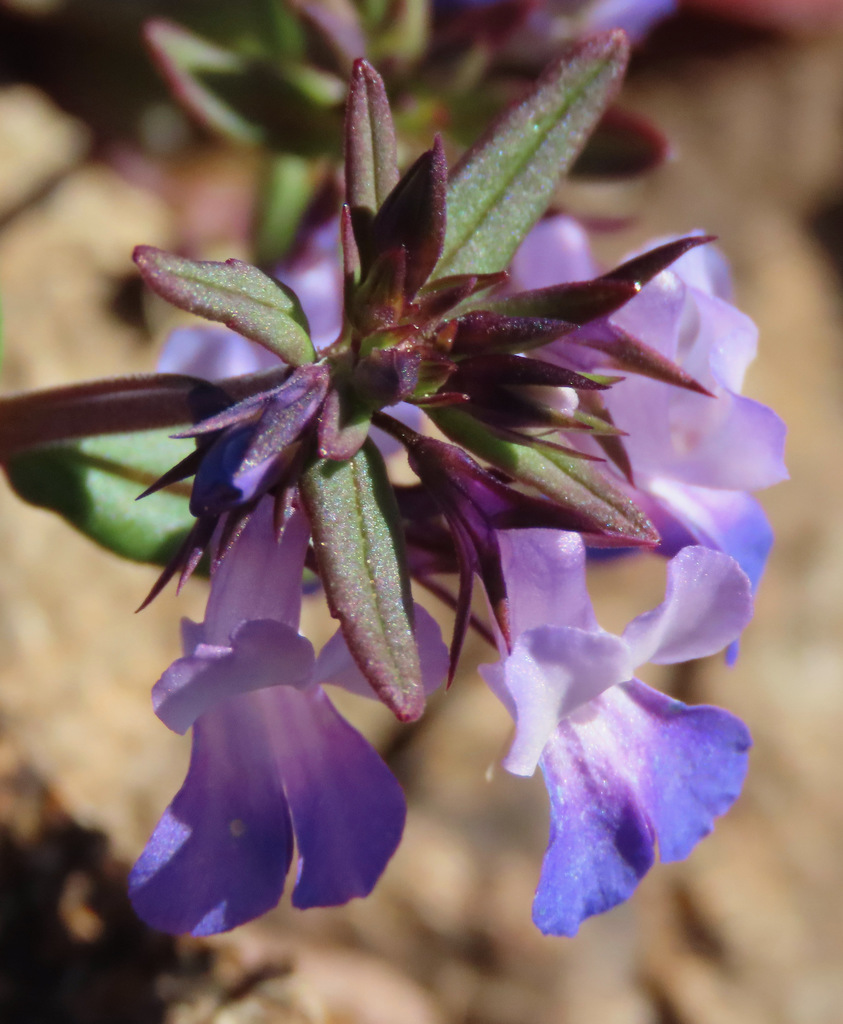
[1,2,843,1021]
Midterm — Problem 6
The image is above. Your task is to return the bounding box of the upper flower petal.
[498,529,599,636]
[621,545,753,667]
[153,619,315,734]
[129,696,294,936]
[204,501,311,642]
[533,679,750,936]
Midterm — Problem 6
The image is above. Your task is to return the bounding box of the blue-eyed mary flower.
[129,497,448,935]
[481,529,753,935]
[510,216,788,593]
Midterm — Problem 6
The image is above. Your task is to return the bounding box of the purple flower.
[481,528,753,935]
[510,216,787,593]
[130,498,448,936]
[436,0,675,43]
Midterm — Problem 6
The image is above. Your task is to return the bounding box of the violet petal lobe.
[129,696,295,937]
[533,679,750,936]
[268,686,407,909]
[621,545,753,667]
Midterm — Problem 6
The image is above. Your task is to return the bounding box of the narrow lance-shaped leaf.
[300,440,424,720]
[345,59,399,215]
[5,431,196,566]
[437,32,629,278]
[134,247,315,367]
[429,407,657,546]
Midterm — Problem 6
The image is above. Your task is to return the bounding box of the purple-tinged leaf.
[430,407,657,547]
[412,270,508,322]
[344,59,399,216]
[450,311,574,356]
[571,106,670,179]
[437,33,629,277]
[371,137,448,299]
[482,279,638,325]
[134,247,315,367]
[301,441,423,721]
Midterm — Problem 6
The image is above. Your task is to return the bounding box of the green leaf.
[134,246,315,366]
[437,32,629,278]
[429,407,657,546]
[145,19,344,155]
[301,440,424,721]
[5,431,196,565]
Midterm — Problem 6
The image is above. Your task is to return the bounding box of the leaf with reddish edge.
[450,311,575,356]
[429,407,658,547]
[437,33,629,278]
[301,441,424,721]
[371,137,448,299]
[481,279,637,324]
[344,59,399,216]
[134,247,315,367]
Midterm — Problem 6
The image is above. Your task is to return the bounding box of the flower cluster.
[0,29,785,944]
[117,54,785,938]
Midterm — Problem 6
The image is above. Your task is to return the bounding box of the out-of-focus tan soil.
[1,17,843,1024]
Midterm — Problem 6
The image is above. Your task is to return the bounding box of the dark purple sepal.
[449,353,610,392]
[137,514,217,611]
[577,391,634,483]
[188,365,330,517]
[300,441,424,721]
[400,429,614,678]
[412,271,506,323]
[429,407,658,547]
[134,247,315,367]
[605,235,715,292]
[568,323,711,395]
[484,279,638,325]
[450,311,574,357]
[352,348,421,407]
[370,137,448,300]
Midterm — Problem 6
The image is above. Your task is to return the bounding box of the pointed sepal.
[429,407,657,547]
